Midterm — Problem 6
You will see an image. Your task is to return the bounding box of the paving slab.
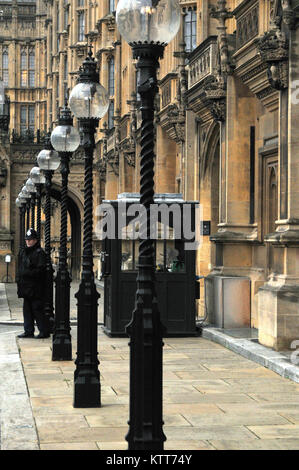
[37,425,128,444]
[163,425,257,441]
[248,424,299,439]
[40,442,99,450]
[209,439,299,450]
[182,411,289,427]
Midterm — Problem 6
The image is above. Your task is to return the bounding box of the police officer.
[17,228,50,339]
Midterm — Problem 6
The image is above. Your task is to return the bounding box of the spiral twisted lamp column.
[74,120,101,407]
[125,43,166,450]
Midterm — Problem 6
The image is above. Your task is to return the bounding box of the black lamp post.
[25,178,37,231]
[16,195,26,250]
[21,185,31,231]
[116,0,181,450]
[69,48,109,407]
[50,102,80,361]
[37,136,60,334]
[30,167,46,242]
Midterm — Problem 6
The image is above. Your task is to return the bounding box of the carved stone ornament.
[166,104,185,143]
[95,158,106,182]
[210,0,234,75]
[122,139,136,167]
[203,75,227,122]
[105,149,119,176]
[257,26,289,90]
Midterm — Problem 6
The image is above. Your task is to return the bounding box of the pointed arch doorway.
[197,122,220,318]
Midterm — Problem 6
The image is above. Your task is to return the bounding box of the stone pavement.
[2,283,299,450]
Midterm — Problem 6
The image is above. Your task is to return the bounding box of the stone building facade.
[0,0,299,351]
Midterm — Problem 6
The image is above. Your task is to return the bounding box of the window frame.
[20,104,35,136]
[109,0,115,13]
[20,48,35,88]
[2,49,8,87]
[108,56,115,97]
[108,99,114,130]
[78,10,85,42]
[183,6,197,53]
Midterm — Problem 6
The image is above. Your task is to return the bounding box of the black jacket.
[17,242,47,299]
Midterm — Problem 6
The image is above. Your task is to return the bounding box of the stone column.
[207,73,262,330]
[258,23,299,351]
[184,109,196,200]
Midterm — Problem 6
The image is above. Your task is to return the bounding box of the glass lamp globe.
[116,0,181,45]
[51,124,80,152]
[30,166,46,184]
[16,197,23,208]
[21,186,31,199]
[18,192,27,203]
[16,196,26,207]
[69,82,109,119]
[37,149,60,171]
[25,178,37,193]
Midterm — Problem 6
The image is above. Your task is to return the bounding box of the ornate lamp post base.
[52,270,72,360]
[74,279,101,407]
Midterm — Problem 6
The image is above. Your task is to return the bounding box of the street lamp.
[30,166,46,241]
[21,185,32,231]
[69,47,109,407]
[25,178,37,231]
[37,137,60,334]
[116,0,181,450]
[16,195,27,251]
[50,102,80,361]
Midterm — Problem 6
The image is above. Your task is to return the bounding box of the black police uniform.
[17,229,49,338]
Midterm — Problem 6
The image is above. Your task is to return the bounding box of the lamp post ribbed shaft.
[37,136,60,335]
[50,101,80,360]
[44,169,54,333]
[52,151,72,360]
[69,46,109,407]
[19,203,26,249]
[26,200,30,231]
[69,48,109,408]
[36,183,42,241]
[30,192,36,230]
[125,43,166,450]
[74,119,101,407]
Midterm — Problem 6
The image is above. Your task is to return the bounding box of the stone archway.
[197,121,220,318]
[46,184,83,281]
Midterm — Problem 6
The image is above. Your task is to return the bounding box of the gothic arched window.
[108,100,114,129]
[21,51,27,87]
[183,6,197,53]
[78,11,85,41]
[29,51,35,87]
[20,49,35,88]
[108,56,115,97]
[2,50,8,87]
